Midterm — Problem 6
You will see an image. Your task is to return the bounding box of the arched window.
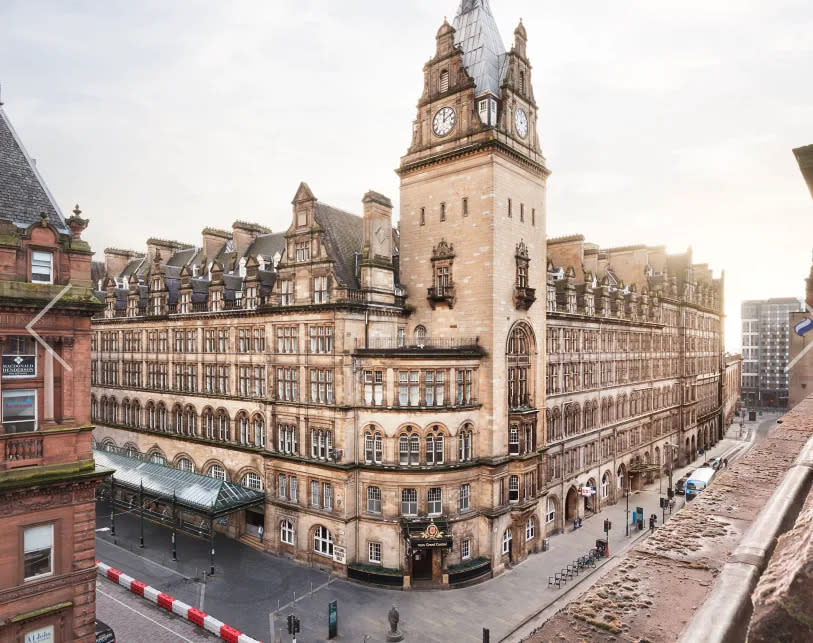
[173,405,183,433]
[242,472,262,491]
[364,430,383,464]
[616,465,624,490]
[426,429,444,465]
[414,325,427,348]
[202,408,215,439]
[601,471,610,499]
[508,475,519,503]
[546,496,556,524]
[525,516,536,540]
[238,412,251,445]
[367,486,382,513]
[131,400,141,428]
[103,440,115,453]
[150,451,166,465]
[313,525,333,556]
[399,429,420,466]
[209,464,226,481]
[502,528,513,555]
[281,520,295,545]
[177,457,194,473]
[185,405,197,436]
[216,410,229,441]
[146,402,156,429]
[157,403,167,431]
[458,425,473,462]
[91,396,98,421]
[507,324,533,409]
[439,69,449,93]
[253,415,265,448]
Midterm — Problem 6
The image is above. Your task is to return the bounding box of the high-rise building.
[741,298,804,408]
[90,0,727,587]
[0,106,106,640]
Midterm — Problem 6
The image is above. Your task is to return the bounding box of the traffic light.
[287,615,294,635]
[660,497,667,509]
[667,487,675,499]
[603,519,612,531]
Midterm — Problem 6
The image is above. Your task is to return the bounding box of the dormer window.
[439,69,449,93]
[31,251,53,283]
[295,242,310,262]
[478,98,498,126]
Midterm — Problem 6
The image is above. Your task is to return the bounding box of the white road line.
[97,585,198,642]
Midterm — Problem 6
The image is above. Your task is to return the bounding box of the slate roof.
[314,202,364,289]
[246,232,286,264]
[453,0,507,98]
[0,107,69,233]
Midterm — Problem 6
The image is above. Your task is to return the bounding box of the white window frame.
[428,487,442,516]
[526,517,536,540]
[313,525,333,557]
[546,497,556,524]
[401,488,417,516]
[281,520,295,545]
[31,250,53,284]
[23,523,54,580]
[502,528,512,555]
[368,541,382,564]
[459,483,470,512]
[461,537,471,560]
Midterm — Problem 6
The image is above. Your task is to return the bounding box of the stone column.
[61,337,76,424]
[42,339,56,426]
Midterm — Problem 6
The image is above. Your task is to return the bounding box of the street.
[94,436,755,642]
[96,578,218,642]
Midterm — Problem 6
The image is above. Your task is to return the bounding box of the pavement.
[96,577,219,642]
[95,435,755,643]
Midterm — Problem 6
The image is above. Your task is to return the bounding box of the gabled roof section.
[314,202,364,289]
[0,107,69,233]
[453,0,507,98]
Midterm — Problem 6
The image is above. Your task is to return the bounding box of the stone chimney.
[362,190,393,262]
[232,221,271,259]
[201,228,231,264]
[146,238,191,268]
[104,248,143,278]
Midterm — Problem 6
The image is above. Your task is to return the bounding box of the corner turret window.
[439,69,449,93]
[31,251,53,283]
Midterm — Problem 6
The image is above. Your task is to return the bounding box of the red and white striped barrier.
[96,561,261,643]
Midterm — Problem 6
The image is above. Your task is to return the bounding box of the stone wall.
[523,393,813,642]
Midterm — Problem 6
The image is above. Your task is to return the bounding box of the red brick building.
[0,105,105,641]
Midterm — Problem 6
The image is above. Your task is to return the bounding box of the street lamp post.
[625,475,630,537]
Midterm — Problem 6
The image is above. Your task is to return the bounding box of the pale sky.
[2,0,812,350]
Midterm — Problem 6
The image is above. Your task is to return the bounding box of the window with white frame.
[425,432,444,465]
[508,475,519,503]
[313,525,333,556]
[280,279,294,306]
[546,496,556,524]
[399,431,420,466]
[368,541,382,564]
[363,370,384,406]
[311,480,320,507]
[281,520,295,545]
[313,276,328,304]
[309,326,333,353]
[459,483,470,511]
[277,326,297,354]
[278,423,297,454]
[525,516,536,540]
[209,464,226,481]
[322,482,332,510]
[278,473,287,499]
[428,487,442,515]
[502,528,512,555]
[461,537,471,560]
[242,472,262,491]
[295,241,310,262]
[311,428,333,460]
[367,486,382,513]
[290,475,298,502]
[401,488,417,515]
[31,251,53,283]
[23,523,53,579]
[364,430,383,464]
[458,426,473,462]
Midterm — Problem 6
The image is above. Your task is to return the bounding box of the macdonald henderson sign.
[2,355,36,378]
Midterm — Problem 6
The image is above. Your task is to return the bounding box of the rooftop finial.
[73,204,82,217]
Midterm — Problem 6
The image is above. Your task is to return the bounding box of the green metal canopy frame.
[94,449,264,518]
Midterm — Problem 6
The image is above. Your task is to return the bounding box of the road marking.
[96,527,111,532]
[97,585,199,642]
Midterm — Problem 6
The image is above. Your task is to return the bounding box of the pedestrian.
[573,518,578,531]
[578,517,583,528]
[724,458,728,468]
[258,525,264,543]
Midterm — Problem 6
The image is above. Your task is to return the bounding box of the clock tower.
[398,0,549,457]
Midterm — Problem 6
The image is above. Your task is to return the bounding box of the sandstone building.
[90,0,728,587]
[789,253,813,408]
[0,106,105,640]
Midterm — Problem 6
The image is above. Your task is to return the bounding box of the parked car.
[674,475,690,495]
[95,620,115,643]
[704,457,722,470]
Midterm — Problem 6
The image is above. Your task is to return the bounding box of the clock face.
[432,107,456,137]
[515,108,529,138]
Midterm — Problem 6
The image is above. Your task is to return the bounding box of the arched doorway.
[644,452,652,484]
[565,486,580,523]
[601,471,612,503]
[617,463,627,492]
[545,495,561,534]
[691,435,697,459]
[585,478,597,514]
